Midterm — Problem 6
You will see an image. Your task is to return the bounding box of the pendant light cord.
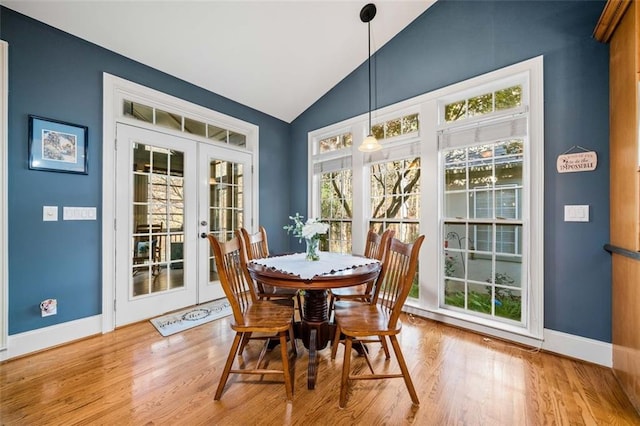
[367,20,372,134]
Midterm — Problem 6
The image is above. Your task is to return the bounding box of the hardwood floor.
[1,313,638,425]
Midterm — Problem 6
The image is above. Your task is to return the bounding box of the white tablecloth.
[250,252,379,280]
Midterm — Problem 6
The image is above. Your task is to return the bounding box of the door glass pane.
[131,144,185,298]
[207,158,246,283]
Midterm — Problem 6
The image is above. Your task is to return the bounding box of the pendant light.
[358,3,382,152]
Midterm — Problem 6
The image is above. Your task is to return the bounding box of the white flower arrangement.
[284,213,329,242]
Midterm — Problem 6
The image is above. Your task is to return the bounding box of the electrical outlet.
[40,299,57,317]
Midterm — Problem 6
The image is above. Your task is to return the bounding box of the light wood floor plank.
[1,314,638,425]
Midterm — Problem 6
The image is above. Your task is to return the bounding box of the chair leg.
[238,332,252,355]
[288,324,298,357]
[279,332,294,401]
[215,332,243,400]
[330,324,342,360]
[379,335,390,359]
[328,293,335,322]
[389,335,419,406]
[339,336,353,408]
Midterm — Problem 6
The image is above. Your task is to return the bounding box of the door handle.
[200,232,208,239]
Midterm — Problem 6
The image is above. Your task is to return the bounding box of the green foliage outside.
[444,85,522,123]
[444,290,521,321]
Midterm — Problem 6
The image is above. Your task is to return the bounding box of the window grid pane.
[319,169,352,254]
[370,157,421,298]
[442,138,523,324]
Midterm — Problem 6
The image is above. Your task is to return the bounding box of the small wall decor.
[28,115,88,174]
[556,145,597,173]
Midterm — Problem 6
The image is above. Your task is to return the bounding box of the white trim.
[405,306,611,367]
[0,315,102,362]
[543,328,612,367]
[102,73,259,333]
[0,40,8,351]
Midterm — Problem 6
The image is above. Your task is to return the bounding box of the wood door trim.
[594,0,632,42]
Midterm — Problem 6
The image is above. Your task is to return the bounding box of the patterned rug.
[150,298,232,337]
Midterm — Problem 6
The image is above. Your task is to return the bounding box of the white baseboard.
[404,306,612,368]
[0,315,102,362]
[543,328,612,367]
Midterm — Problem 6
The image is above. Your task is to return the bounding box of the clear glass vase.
[305,237,320,261]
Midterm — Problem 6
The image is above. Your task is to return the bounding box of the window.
[313,132,353,253]
[123,100,247,147]
[444,85,522,122]
[442,135,525,323]
[371,113,419,140]
[369,158,421,243]
[308,57,543,341]
[370,156,421,298]
[320,170,352,253]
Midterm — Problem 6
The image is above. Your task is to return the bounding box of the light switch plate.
[564,205,589,222]
[43,206,58,221]
[63,207,97,221]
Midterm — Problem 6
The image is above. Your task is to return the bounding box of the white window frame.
[308,56,543,344]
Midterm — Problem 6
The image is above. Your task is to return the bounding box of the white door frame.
[0,40,8,349]
[102,74,259,333]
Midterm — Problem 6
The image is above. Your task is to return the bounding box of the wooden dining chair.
[132,223,163,275]
[238,227,299,301]
[330,235,425,408]
[329,228,394,304]
[207,234,297,401]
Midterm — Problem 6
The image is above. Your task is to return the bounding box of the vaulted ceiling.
[2,1,435,122]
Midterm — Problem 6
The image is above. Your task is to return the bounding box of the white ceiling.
[2,1,435,123]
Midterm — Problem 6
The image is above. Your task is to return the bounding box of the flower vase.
[305,237,320,261]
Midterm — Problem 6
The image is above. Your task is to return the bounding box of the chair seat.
[333,302,402,337]
[230,301,294,333]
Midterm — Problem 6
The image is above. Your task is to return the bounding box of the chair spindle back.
[364,228,395,261]
[207,235,257,326]
[372,235,424,328]
[239,226,269,260]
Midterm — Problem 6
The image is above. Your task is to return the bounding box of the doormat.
[150,298,232,337]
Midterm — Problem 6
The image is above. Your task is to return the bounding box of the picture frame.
[28,115,88,174]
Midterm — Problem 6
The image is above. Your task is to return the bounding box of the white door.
[114,124,253,326]
[198,144,253,302]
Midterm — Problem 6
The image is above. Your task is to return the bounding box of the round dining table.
[246,252,381,389]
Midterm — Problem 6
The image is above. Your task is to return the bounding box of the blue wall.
[1,8,291,334]
[291,1,611,342]
[1,1,612,343]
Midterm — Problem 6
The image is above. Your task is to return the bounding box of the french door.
[114,124,252,326]
[198,142,252,301]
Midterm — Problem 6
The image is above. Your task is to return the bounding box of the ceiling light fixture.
[358,3,382,152]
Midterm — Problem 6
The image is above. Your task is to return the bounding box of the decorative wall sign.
[556,146,597,173]
[28,115,88,174]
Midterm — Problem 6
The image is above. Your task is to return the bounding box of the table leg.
[300,289,332,389]
[308,328,317,389]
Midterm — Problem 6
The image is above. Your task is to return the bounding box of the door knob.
[201,232,208,239]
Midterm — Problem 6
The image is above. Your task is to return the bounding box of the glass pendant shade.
[358,134,382,152]
[358,4,381,153]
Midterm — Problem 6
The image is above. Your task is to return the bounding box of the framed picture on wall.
[28,115,88,174]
